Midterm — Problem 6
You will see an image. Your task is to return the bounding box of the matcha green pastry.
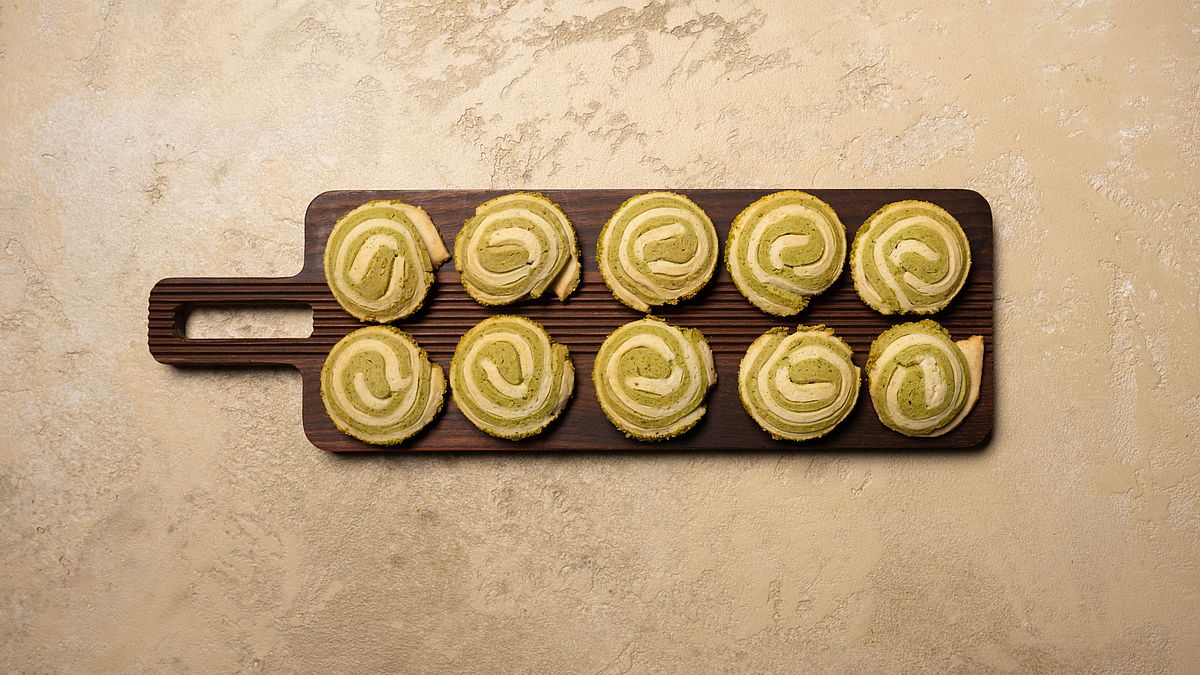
[727,191,847,316]
[850,200,971,315]
[597,192,719,312]
[739,325,859,441]
[324,200,451,322]
[451,316,574,440]
[866,320,984,437]
[321,326,445,445]
[455,193,581,306]
[592,317,716,441]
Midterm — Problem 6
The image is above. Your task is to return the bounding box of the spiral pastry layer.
[850,200,971,315]
[450,316,574,440]
[324,200,451,322]
[455,193,581,306]
[866,320,984,437]
[321,326,445,445]
[593,317,716,440]
[727,191,847,316]
[739,325,860,441]
[597,192,719,312]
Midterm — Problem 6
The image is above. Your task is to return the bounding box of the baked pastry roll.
[324,201,451,322]
[597,192,718,312]
[866,320,983,437]
[455,193,580,306]
[321,326,445,444]
[450,316,574,440]
[850,201,970,315]
[739,325,859,441]
[726,191,846,316]
[592,317,716,440]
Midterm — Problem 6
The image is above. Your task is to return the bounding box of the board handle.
[148,276,336,367]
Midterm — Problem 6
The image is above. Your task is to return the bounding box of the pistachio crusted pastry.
[321,326,445,445]
[866,320,984,437]
[597,192,719,312]
[450,316,574,440]
[325,200,451,322]
[850,200,971,315]
[455,193,581,306]
[593,317,716,441]
[739,325,860,441]
[727,191,847,316]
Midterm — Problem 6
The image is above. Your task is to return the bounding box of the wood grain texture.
[148,189,993,451]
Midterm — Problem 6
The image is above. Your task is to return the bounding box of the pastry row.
[321,318,984,445]
[324,192,973,322]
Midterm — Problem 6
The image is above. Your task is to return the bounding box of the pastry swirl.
[324,200,451,322]
[593,317,716,440]
[321,326,445,445]
[450,316,574,440]
[866,320,983,437]
[455,193,581,305]
[850,200,970,315]
[739,325,859,441]
[727,191,846,316]
[597,192,719,312]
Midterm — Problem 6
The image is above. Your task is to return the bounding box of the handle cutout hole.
[184,304,313,339]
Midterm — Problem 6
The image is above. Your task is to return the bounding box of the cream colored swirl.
[867,321,982,437]
[321,326,445,445]
[597,192,719,312]
[593,317,716,441]
[455,193,580,305]
[850,200,971,315]
[727,192,847,316]
[739,326,859,441]
[324,201,451,322]
[450,316,574,440]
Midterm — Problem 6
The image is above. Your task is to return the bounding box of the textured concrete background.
[2,1,1199,672]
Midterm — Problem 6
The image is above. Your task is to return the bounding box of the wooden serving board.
[148,189,993,451]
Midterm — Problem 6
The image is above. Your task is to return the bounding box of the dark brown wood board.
[148,189,993,451]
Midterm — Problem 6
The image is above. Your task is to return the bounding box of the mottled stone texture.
[1,0,1198,672]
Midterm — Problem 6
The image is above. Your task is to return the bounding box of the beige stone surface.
[2,0,1199,672]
